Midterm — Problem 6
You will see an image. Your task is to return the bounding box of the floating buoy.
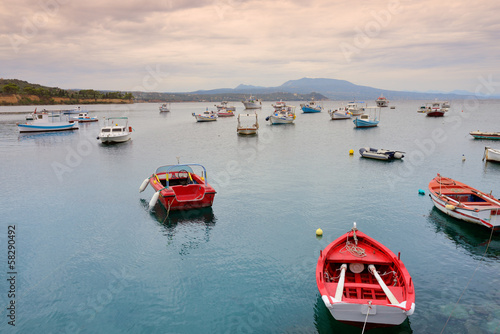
[462,154,466,161]
[349,149,354,155]
[148,191,160,210]
[316,228,323,236]
[139,178,150,193]
[418,189,425,195]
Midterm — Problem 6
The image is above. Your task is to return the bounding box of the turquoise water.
[1,101,499,333]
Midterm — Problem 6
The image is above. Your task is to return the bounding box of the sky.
[1,0,500,94]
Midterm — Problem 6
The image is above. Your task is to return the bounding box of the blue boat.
[300,99,322,113]
[353,107,381,128]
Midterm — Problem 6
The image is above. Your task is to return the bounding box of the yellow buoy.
[349,149,354,155]
[316,228,323,236]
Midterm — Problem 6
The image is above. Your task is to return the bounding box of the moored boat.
[193,110,218,122]
[272,100,287,110]
[300,98,322,113]
[241,95,262,109]
[159,103,170,112]
[353,107,380,128]
[316,223,415,328]
[18,110,79,133]
[375,94,389,107]
[359,147,404,160]
[216,108,235,117]
[470,131,500,140]
[69,112,99,123]
[347,102,365,116]
[97,117,132,143]
[215,101,235,112]
[483,146,500,162]
[140,163,216,211]
[328,108,351,120]
[237,113,259,135]
[419,101,447,117]
[266,106,296,124]
[428,174,500,230]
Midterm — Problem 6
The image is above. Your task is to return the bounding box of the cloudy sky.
[1,0,499,93]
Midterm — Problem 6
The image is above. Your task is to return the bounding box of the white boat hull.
[430,193,500,230]
[322,296,414,326]
[18,123,78,133]
[484,147,500,162]
[99,133,131,143]
[269,115,294,124]
[242,102,261,109]
[237,128,258,135]
[330,111,351,120]
[194,115,217,122]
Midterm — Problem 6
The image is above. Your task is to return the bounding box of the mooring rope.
[439,227,495,334]
[340,230,367,257]
[361,301,372,334]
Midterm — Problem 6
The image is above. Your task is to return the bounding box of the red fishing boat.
[139,164,216,211]
[428,174,500,230]
[316,223,415,328]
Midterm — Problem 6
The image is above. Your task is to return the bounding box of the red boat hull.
[316,227,415,328]
[149,172,216,211]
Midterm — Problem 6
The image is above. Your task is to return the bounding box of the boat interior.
[323,261,406,303]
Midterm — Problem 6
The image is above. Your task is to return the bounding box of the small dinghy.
[316,223,415,328]
[359,147,404,160]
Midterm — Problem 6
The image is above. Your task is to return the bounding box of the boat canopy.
[155,163,207,185]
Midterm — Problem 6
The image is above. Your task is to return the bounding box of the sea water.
[0,100,499,333]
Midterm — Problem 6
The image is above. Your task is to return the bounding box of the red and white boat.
[140,164,216,211]
[316,223,415,328]
[216,108,235,117]
[429,174,500,230]
[375,94,389,107]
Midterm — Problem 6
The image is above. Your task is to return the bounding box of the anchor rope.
[339,230,367,257]
[439,226,495,334]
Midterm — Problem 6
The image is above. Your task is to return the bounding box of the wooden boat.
[215,101,235,112]
[97,117,132,143]
[328,108,351,120]
[192,110,218,122]
[353,107,380,128]
[69,112,98,123]
[272,100,287,110]
[140,163,216,211]
[347,102,365,116]
[375,94,389,107]
[470,131,500,140]
[18,110,79,133]
[300,98,322,113]
[241,95,262,109]
[428,174,500,230]
[418,101,447,117]
[359,147,404,160]
[266,106,296,124]
[237,113,259,135]
[159,103,170,112]
[483,146,500,162]
[316,223,415,328]
[216,108,235,117]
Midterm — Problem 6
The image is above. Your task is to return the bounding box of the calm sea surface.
[0,100,499,333]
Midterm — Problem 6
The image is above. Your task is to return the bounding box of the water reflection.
[427,207,500,259]
[140,199,217,255]
[313,294,413,334]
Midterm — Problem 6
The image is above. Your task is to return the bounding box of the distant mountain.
[190,77,482,100]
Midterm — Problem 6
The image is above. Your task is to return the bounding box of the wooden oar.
[334,264,347,301]
[368,265,399,305]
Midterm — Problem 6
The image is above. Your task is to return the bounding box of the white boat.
[215,101,235,112]
[241,95,262,109]
[192,110,218,122]
[328,107,351,120]
[69,112,98,123]
[237,113,259,135]
[375,94,389,107]
[63,106,84,114]
[18,110,79,133]
[266,106,296,124]
[418,101,448,117]
[483,146,500,162]
[159,103,170,112]
[359,147,404,160]
[346,102,365,116]
[272,100,287,110]
[97,117,132,143]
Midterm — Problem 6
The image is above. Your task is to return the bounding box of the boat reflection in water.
[313,294,413,334]
[427,207,500,259]
[141,199,217,254]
